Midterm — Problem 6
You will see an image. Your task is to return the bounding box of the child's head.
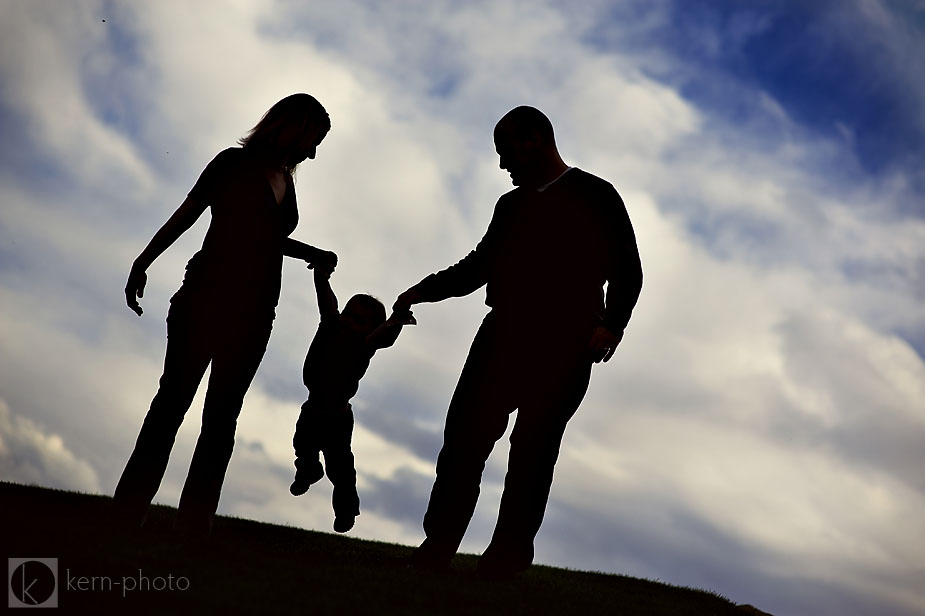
[342,294,387,336]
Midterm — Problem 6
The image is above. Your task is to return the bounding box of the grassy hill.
[0,482,770,615]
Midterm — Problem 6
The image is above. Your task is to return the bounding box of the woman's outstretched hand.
[125,265,147,316]
[309,249,338,273]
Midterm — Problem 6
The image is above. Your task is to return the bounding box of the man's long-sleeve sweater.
[412,168,642,335]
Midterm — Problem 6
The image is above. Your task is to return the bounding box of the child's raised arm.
[367,310,416,350]
[313,265,339,320]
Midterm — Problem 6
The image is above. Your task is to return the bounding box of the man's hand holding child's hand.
[389,309,417,327]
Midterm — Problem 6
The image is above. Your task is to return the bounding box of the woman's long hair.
[238,93,330,174]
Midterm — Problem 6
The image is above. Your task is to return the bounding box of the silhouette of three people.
[113,99,642,583]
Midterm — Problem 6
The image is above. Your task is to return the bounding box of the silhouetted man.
[394,106,643,578]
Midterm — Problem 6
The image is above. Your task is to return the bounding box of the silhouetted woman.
[113,93,336,533]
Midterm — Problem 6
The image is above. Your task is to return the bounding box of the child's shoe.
[332,483,360,532]
[333,515,355,533]
[290,460,324,496]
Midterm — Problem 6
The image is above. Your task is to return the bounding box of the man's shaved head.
[494,106,556,145]
[493,106,566,188]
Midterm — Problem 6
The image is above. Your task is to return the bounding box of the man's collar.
[536,166,574,192]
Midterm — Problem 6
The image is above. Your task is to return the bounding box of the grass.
[0,481,767,615]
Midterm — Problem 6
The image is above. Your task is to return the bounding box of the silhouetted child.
[292,264,415,533]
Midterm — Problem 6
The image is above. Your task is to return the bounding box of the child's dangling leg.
[291,398,325,496]
[323,403,360,532]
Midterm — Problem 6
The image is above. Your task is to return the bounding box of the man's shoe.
[477,544,531,581]
[173,512,213,538]
[407,541,453,572]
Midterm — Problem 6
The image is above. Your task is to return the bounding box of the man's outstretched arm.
[394,200,506,312]
[394,247,489,312]
[367,310,417,350]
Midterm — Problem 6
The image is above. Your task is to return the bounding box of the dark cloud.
[541,496,922,616]
[355,399,443,464]
[221,437,295,508]
[358,466,433,527]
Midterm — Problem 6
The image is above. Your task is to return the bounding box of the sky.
[0,1,923,614]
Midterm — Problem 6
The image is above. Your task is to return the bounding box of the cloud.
[0,399,100,492]
[359,465,434,527]
[0,2,156,201]
[1,2,924,616]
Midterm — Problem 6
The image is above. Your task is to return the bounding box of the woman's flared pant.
[113,297,272,530]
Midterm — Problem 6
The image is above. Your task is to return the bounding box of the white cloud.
[0,399,100,492]
[0,1,156,200]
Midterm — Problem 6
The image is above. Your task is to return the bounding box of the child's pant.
[294,397,360,517]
